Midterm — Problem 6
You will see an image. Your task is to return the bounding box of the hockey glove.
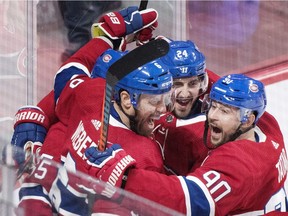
[85,144,136,199]
[4,106,49,167]
[91,6,158,50]
[135,21,158,46]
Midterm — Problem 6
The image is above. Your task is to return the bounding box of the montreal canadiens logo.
[249,84,259,92]
[102,54,112,63]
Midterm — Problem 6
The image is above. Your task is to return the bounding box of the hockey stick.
[98,39,169,151]
[15,141,34,180]
[2,144,31,180]
[139,0,148,10]
[16,155,33,180]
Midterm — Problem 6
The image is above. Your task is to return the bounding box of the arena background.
[0,0,287,213]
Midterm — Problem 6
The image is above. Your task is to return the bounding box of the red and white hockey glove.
[3,106,49,167]
[23,141,42,165]
[91,6,158,50]
[135,21,158,46]
[85,144,136,199]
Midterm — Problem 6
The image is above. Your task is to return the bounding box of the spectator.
[58,1,122,62]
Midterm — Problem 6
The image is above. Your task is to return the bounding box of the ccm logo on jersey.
[71,121,98,159]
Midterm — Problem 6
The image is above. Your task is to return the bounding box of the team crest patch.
[166,114,174,123]
[249,84,259,92]
[102,54,112,63]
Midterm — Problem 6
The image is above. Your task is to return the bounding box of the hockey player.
[6,5,158,173]
[17,48,173,215]
[7,6,160,216]
[85,74,288,215]
[12,39,218,214]
[153,39,219,175]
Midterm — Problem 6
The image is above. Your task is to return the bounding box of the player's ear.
[243,113,256,128]
[120,91,133,112]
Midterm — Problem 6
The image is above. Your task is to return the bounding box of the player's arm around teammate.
[84,74,288,215]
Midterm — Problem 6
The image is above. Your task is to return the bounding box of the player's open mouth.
[148,118,154,125]
[149,115,160,123]
[144,118,154,132]
[210,124,222,137]
[176,97,193,106]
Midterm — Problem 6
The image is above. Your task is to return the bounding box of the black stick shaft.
[139,0,148,10]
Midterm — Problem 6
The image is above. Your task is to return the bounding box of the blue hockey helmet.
[208,74,267,124]
[114,59,173,108]
[161,40,208,94]
[91,49,128,78]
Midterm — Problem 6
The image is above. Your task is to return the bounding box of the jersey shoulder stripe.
[56,62,90,77]
[176,114,206,127]
[109,115,129,130]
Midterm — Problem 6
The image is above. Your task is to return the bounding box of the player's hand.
[23,141,42,165]
[3,106,49,167]
[135,21,158,46]
[91,6,158,50]
[137,35,172,47]
[85,144,136,199]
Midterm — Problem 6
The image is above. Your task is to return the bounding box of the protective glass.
[136,90,175,114]
[201,94,211,113]
[201,94,252,123]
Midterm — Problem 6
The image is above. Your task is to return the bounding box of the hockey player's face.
[207,101,241,147]
[135,93,170,137]
[172,76,201,118]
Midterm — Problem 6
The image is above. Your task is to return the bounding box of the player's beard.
[117,103,154,137]
[210,123,243,147]
[131,109,156,137]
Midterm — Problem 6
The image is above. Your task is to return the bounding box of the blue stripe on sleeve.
[54,66,87,102]
[179,176,215,216]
